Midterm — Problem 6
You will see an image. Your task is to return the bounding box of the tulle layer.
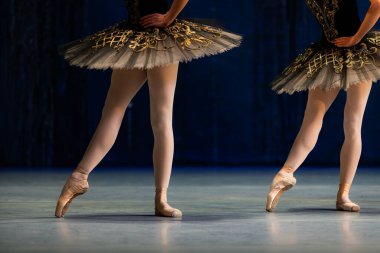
[60,19,242,70]
[272,31,380,94]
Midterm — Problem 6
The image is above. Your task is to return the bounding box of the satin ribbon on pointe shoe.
[266,166,297,212]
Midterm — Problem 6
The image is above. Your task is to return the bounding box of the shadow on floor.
[59,213,257,223]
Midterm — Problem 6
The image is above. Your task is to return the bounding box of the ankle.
[71,167,88,180]
[279,165,296,174]
[155,188,168,203]
[337,183,351,202]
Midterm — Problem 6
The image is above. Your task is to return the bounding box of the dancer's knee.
[151,114,173,137]
[343,117,362,140]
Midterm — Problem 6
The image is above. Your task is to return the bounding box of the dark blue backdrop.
[1,0,380,168]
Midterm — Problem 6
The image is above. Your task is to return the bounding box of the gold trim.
[306,0,341,42]
[82,20,224,53]
[281,32,380,78]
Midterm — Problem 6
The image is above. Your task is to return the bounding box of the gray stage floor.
[0,167,380,253]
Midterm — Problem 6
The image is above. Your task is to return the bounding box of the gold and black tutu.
[60,19,242,70]
[272,31,380,94]
[272,0,380,94]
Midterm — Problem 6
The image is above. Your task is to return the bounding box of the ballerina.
[267,0,380,212]
[55,0,241,218]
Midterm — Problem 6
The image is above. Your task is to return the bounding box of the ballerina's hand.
[140,13,169,29]
[334,36,361,47]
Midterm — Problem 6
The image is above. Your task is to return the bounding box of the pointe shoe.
[155,202,183,218]
[155,188,182,218]
[55,176,89,218]
[336,183,360,212]
[266,170,296,212]
[336,201,360,212]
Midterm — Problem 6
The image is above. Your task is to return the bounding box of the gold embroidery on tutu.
[282,48,315,76]
[368,34,380,45]
[165,20,223,50]
[129,29,169,52]
[306,49,344,77]
[281,32,380,78]
[345,42,380,69]
[306,0,341,42]
[90,30,135,50]
[84,20,223,53]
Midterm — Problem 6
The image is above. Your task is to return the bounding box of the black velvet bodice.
[306,0,361,45]
[124,0,169,25]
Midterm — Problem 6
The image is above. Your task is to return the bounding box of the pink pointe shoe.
[336,183,360,212]
[266,167,296,212]
[336,201,360,212]
[155,188,182,218]
[55,175,89,218]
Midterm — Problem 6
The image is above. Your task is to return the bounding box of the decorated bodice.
[306,0,361,44]
[124,0,169,25]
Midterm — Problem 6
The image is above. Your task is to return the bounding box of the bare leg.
[266,88,340,212]
[147,63,182,217]
[284,88,340,172]
[55,69,147,217]
[336,80,372,212]
[76,69,147,177]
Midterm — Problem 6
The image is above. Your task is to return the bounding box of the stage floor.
[0,167,380,253]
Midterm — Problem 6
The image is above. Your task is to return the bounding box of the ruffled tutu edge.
[274,68,380,95]
[271,30,380,94]
[60,19,242,70]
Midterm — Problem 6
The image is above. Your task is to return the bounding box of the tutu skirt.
[60,19,242,70]
[272,31,380,94]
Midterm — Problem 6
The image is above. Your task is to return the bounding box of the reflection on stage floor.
[0,167,379,253]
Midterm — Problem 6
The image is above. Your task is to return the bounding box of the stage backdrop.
[1,0,380,168]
